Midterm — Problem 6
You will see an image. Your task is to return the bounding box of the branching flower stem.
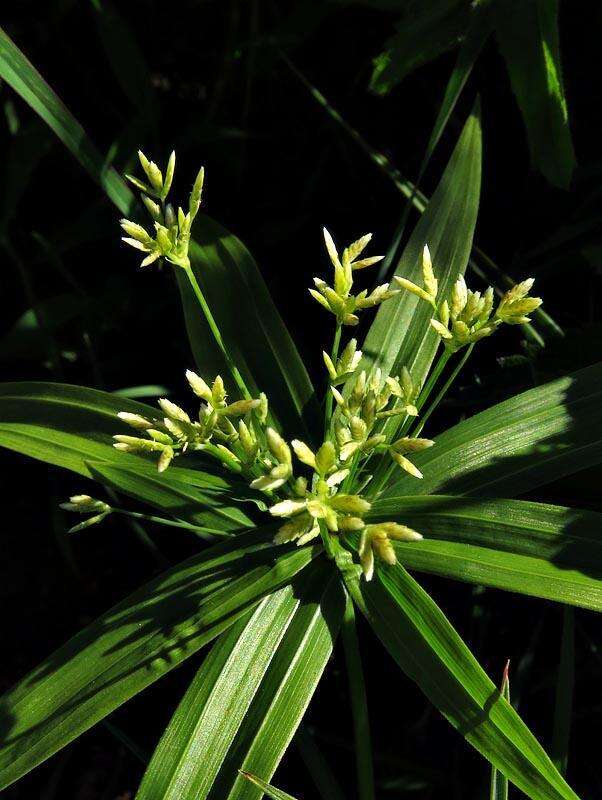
[323,322,342,440]
[410,343,474,438]
[182,262,251,401]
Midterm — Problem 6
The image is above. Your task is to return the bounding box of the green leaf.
[0,25,319,438]
[294,726,347,800]
[209,565,343,800]
[349,564,580,800]
[239,772,299,800]
[340,592,375,800]
[0,529,319,791]
[490,663,510,800]
[359,102,481,389]
[369,0,474,96]
[136,561,343,799]
[0,382,253,531]
[178,221,320,440]
[383,361,602,498]
[494,0,575,189]
[369,495,602,610]
[0,26,134,213]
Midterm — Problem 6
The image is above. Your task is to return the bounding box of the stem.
[341,591,376,800]
[368,348,453,497]
[323,322,342,440]
[411,344,474,437]
[113,508,228,540]
[183,264,251,400]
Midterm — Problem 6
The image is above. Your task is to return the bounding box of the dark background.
[2,1,602,797]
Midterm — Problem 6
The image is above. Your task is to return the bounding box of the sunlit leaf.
[348,563,580,800]
[0,530,320,791]
[369,495,602,610]
[137,562,343,799]
[383,361,602,498]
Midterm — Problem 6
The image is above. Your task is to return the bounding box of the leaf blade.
[383,361,602,498]
[360,102,481,388]
[349,563,580,800]
[0,530,319,791]
[136,562,343,799]
[369,494,602,610]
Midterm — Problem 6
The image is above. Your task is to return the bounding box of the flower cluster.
[331,367,434,478]
[397,246,542,352]
[120,150,204,269]
[108,156,545,583]
[310,229,399,325]
[59,495,113,533]
[113,371,263,473]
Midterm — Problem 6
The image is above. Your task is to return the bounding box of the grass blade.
[359,102,481,390]
[136,562,343,799]
[341,591,375,800]
[239,772,299,800]
[0,530,320,791]
[490,662,510,800]
[0,382,253,531]
[494,0,575,189]
[295,726,346,800]
[368,495,602,610]
[382,361,602,499]
[347,563,580,800]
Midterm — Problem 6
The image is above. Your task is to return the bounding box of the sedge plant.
[1,86,602,800]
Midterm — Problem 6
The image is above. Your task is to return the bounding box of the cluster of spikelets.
[63,153,544,582]
[397,245,543,352]
[110,364,424,579]
[310,228,399,325]
[120,150,205,269]
[113,371,265,473]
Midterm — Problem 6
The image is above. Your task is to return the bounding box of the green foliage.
[0,15,596,800]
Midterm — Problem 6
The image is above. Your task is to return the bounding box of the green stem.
[410,344,474,438]
[367,348,453,497]
[341,591,376,800]
[324,322,342,440]
[113,508,228,539]
[183,264,251,400]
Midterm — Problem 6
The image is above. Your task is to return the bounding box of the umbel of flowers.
[64,152,542,581]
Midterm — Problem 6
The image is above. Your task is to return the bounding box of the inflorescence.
[63,153,543,582]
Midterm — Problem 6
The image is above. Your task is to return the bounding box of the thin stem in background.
[183,264,251,400]
[112,508,229,540]
[368,348,451,496]
[341,591,376,800]
[411,343,474,438]
[323,322,342,440]
[552,606,575,776]
[295,726,346,800]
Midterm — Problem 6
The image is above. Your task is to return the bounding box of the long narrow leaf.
[494,0,575,189]
[208,571,345,799]
[490,662,510,800]
[136,562,342,799]
[369,495,602,610]
[383,361,602,498]
[359,102,481,389]
[240,772,299,800]
[348,564,580,800]
[0,529,320,791]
